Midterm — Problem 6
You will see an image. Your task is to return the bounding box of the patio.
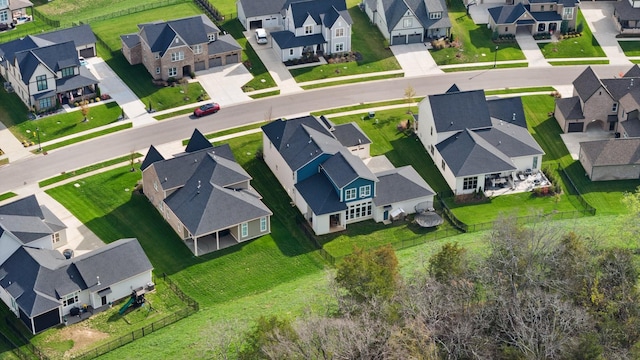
[184,231,240,256]
[484,170,551,197]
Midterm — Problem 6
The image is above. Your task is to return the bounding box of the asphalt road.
[0,65,630,194]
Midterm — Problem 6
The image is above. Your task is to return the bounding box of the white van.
[255,28,268,44]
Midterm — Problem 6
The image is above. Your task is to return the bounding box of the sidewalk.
[516,30,550,67]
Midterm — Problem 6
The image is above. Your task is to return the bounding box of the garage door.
[407,33,422,44]
[79,47,95,58]
[249,20,262,29]
[392,35,406,45]
[568,122,583,132]
[194,61,206,71]
[209,57,222,67]
[225,53,239,64]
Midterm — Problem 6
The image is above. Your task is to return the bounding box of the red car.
[193,103,220,117]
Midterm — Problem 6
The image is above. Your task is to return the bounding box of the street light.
[35,127,41,152]
[494,45,499,68]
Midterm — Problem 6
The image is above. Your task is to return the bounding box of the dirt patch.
[58,324,109,356]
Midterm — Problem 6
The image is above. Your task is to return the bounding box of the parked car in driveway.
[193,103,221,117]
[78,57,90,69]
[255,28,268,44]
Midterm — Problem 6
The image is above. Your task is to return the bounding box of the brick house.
[486,0,579,36]
[121,15,242,81]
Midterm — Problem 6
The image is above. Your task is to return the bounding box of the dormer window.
[404,18,412,28]
[429,12,442,20]
[305,25,313,34]
[208,33,215,42]
[36,75,47,91]
[61,67,74,77]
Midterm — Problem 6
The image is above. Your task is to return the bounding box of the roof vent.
[164,177,167,182]
[286,143,289,148]
[197,180,201,189]
[97,276,101,286]
[194,158,198,163]
[498,141,501,145]
[512,113,516,121]
[450,121,454,125]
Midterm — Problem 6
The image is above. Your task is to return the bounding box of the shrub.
[95,97,100,102]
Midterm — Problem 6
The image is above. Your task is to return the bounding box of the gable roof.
[208,34,242,55]
[0,238,152,318]
[321,151,377,189]
[555,96,585,121]
[580,138,640,167]
[0,195,66,245]
[35,24,97,48]
[332,123,372,147]
[573,66,607,101]
[138,15,217,56]
[15,41,78,85]
[488,3,529,24]
[238,0,287,18]
[294,173,347,215]
[288,0,351,28]
[487,96,528,129]
[436,129,517,177]
[377,0,450,32]
[373,166,434,206]
[428,89,493,132]
[185,128,213,153]
[625,64,640,78]
[140,145,165,171]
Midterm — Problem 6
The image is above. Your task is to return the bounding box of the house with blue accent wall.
[262,115,435,235]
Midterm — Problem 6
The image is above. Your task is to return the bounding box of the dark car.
[193,103,220,117]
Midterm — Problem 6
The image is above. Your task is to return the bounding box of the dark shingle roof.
[139,15,213,56]
[619,118,640,138]
[436,129,517,177]
[373,166,434,207]
[271,31,326,49]
[140,145,165,171]
[185,128,213,153]
[478,120,545,158]
[35,24,96,48]
[120,33,141,49]
[574,66,606,101]
[488,3,528,24]
[332,123,371,147]
[429,89,493,132]
[295,173,347,215]
[625,65,640,78]
[580,138,640,166]
[288,0,351,28]
[321,151,377,189]
[487,96,528,129]
[0,195,43,218]
[555,96,584,120]
[238,0,287,18]
[0,195,66,245]
[208,34,242,55]
[614,0,640,22]
[601,78,640,101]
[380,0,450,32]
[15,41,78,85]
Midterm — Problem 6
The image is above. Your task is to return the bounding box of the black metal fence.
[67,0,190,27]
[4,319,48,360]
[0,329,32,360]
[556,164,597,215]
[31,8,59,28]
[296,217,336,265]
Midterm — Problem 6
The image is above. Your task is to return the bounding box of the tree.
[619,186,640,247]
[560,20,569,35]
[334,245,400,304]
[404,84,416,114]
[238,316,296,360]
[80,100,90,122]
[428,242,468,283]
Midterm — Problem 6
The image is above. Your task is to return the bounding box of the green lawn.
[548,60,609,66]
[0,192,17,202]
[39,153,142,187]
[538,11,605,58]
[429,0,525,65]
[618,41,640,56]
[40,123,132,153]
[0,79,30,132]
[289,6,401,82]
[8,102,122,144]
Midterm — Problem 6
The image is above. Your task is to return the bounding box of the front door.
[383,210,389,220]
[101,296,107,306]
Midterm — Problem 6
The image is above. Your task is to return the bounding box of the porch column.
[216,231,219,250]
[194,237,198,256]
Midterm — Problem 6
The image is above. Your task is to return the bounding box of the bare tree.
[199,319,244,360]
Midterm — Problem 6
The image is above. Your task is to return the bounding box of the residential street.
[0,65,631,194]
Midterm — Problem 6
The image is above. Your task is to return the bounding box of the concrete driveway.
[579,2,631,66]
[390,43,442,77]
[244,30,302,94]
[194,63,253,107]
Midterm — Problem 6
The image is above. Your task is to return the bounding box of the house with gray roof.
[0,0,33,30]
[416,85,545,195]
[0,25,99,112]
[614,0,640,35]
[141,129,272,255]
[485,0,578,36]
[0,238,153,334]
[238,0,352,62]
[554,66,640,134]
[121,15,242,81]
[262,115,434,235]
[362,0,451,45]
[579,138,640,181]
[0,195,67,266]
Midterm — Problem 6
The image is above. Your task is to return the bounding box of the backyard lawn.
[538,10,605,59]
[288,6,401,83]
[7,102,123,144]
[429,0,525,65]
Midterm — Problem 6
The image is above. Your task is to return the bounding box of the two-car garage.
[245,16,281,30]
[391,33,423,45]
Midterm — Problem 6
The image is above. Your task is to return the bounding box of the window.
[39,97,52,109]
[289,49,294,56]
[36,75,47,91]
[430,126,433,136]
[241,222,248,237]
[533,156,538,169]
[63,293,79,307]
[430,144,435,155]
[612,103,618,112]
[335,43,344,52]
[156,67,160,74]
[462,177,477,191]
[538,23,546,32]
[52,233,60,244]
[505,27,508,32]
[404,18,412,28]
[305,25,313,34]
[171,51,184,62]
[359,185,371,198]
[154,53,160,59]
[562,7,573,20]
[208,34,216,42]
[335,27,345,37]
[429,12,441,20]
[540,5,544,11]
[260,217,267,232]
[192,44,202,54]
[0,10,7,22]
[346,201,372,221]
[441,159,446,171]
[61,67,74,77]
[0,0,7,7]
[153,180,158,191]
[345,188,357,201]
[168,67,177,77]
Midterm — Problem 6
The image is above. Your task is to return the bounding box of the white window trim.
[335,27,345,37]
[404,18,412,28]
[335,42,344,52]
[345,188,357,201]
[260,217,267,232]
[359,185,371,198]
[241,222,248,237]
[305,25,313,34]
[168,67,177,77]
